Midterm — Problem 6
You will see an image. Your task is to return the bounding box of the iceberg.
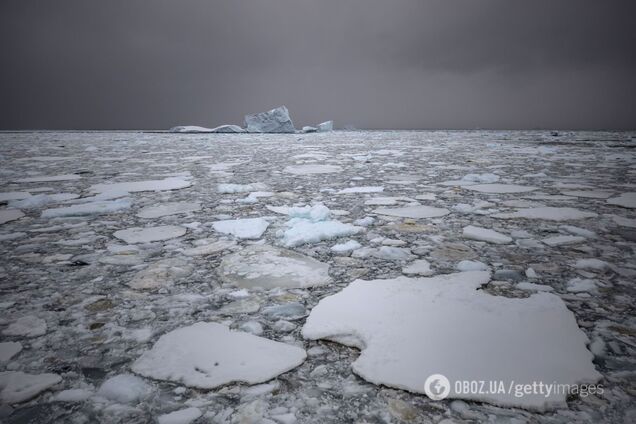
[244,106,295,133]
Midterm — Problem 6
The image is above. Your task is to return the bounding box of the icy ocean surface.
[0,130,635,423]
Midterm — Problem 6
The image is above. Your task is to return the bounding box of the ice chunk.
[607,192,636,208]
[212,218,269,239]
[131,322,306,389]
[610,214,636,228]
[516,282,554,292]
[128,259,193,290]
[466,184,538,194]
[280,219,361,247]
[0,371,62,403]
[402,259,433,276]
[52,388,93,402]
[217,183,268,194]
[245,106,295,133]
[302,272,600,410]
[337,186,384,194]
[461,173,500,184]
[541,235,585,247]
[567,278,598,294]
[374,205,450,219]
[0,342,22,362]
[3,315,47,337]
[302,126,318,133]
[317,121,333,132]
[456,260,489,272]
[493,207,597,221]
[136,202,201,218]
[462,225,512,244]
[158,407,203,424]
[8,193,78,209]
[211,124,246,133]
[170,125,214,133]
[14,174,81,183]
[0,209,24,225]
[331,240,362,253]
[114,225,187,244]
[0,192,31,202]
[97,374,153,403]
[573,258,609,271]
[218,245,331,289]
[283,164,343,175]
[562,190,613,199]
[41,198,132,218]
[90,177,191,194]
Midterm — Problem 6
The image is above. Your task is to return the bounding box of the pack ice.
[302,271,600,410]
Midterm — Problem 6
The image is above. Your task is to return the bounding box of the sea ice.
[114,225,187,244]
[493,207,597,221]
[302,271,600,410]
[280,219,361,247]
[0,192,31,202]
[331,240,362,253]
[541,235,585,247]
[217,183,268,194]
[9,193,78,209]
[96,374,153,403]
[567,278,598,294]
[0,342,22,362]
[157,407,203,424]
[573,258,609,271]
[41,198,132,218]
[90,177,191,194]
[14,174,81,183]
[462,225,512,244]
[466,184,538,194]
[212,217,269,239]
[461,173,500,184]
[136,202,201,218]
[373,205,450,219]
[283,164,343,175]
[218,245,331,289]
[456,260,489,272]
[127,259,193,290]
[0,209,24,225]
[402,259,433,276]
[3,315,47,337]
[609,214,636,228]
[562,190,613,199]
[131,322,306,389]
[607,192,636,208]
[51,388,93,402]
[0,371,62,403]
[337,186,384,194]
[364,196,416,206]
[317,121,334,132]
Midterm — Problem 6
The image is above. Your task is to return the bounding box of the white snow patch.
[466,184,538,194]
[131,322,306,389]
[462,226,512,244]
[0,371,62,403]
[493,207,597,221]
[136,202,201,218]
[212,218,269,240]
[114,225,187,244]
[374,205,450,219]
[302,271,600,410]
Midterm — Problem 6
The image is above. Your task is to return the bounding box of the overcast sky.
[1,0,635,130]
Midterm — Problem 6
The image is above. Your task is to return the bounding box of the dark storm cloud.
[1,0,635,130]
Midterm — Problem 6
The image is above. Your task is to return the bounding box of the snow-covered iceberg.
[317,121,333,132]
[244,106,295,133]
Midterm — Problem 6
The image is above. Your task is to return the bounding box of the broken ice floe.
[0,371,62,403]
[374,205,450,219]
[90,177,191,194]
[212,218,269,240]
[218,245,331,289]
[277,204,362,247]
[462,225,512,244]
[136,202,201,218]
[127,258,193,290]
[302,271,601,410]
[131,322,306,388]
[283,164,343,175]
[0,209,24,225]
[493,207,597,221]
[113,225,187,244]
[607,192,636,208]
[465,184,538,194]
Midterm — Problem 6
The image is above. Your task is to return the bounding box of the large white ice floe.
[283,164,343,175]
[114,225,187,244]
[0,209,24,225]
[606,192,636,208]
[218,245,331,289]
[465,184,538,194]
[374,205,450,219]
[0,371,62,403]
[136,202,201,218]
[41,198,132,218]
[493,207,597,221]
[462,225,512,244]
[244,106,295,133]
[277,204,362,247]
[212,218,269,240]
[90,177,191,194]
[131,322,306,389]
[302,271,600,411]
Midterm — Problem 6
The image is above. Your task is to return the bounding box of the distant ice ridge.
[170,125,245,133]
[302,271,601,410]
[276,204,362,247]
